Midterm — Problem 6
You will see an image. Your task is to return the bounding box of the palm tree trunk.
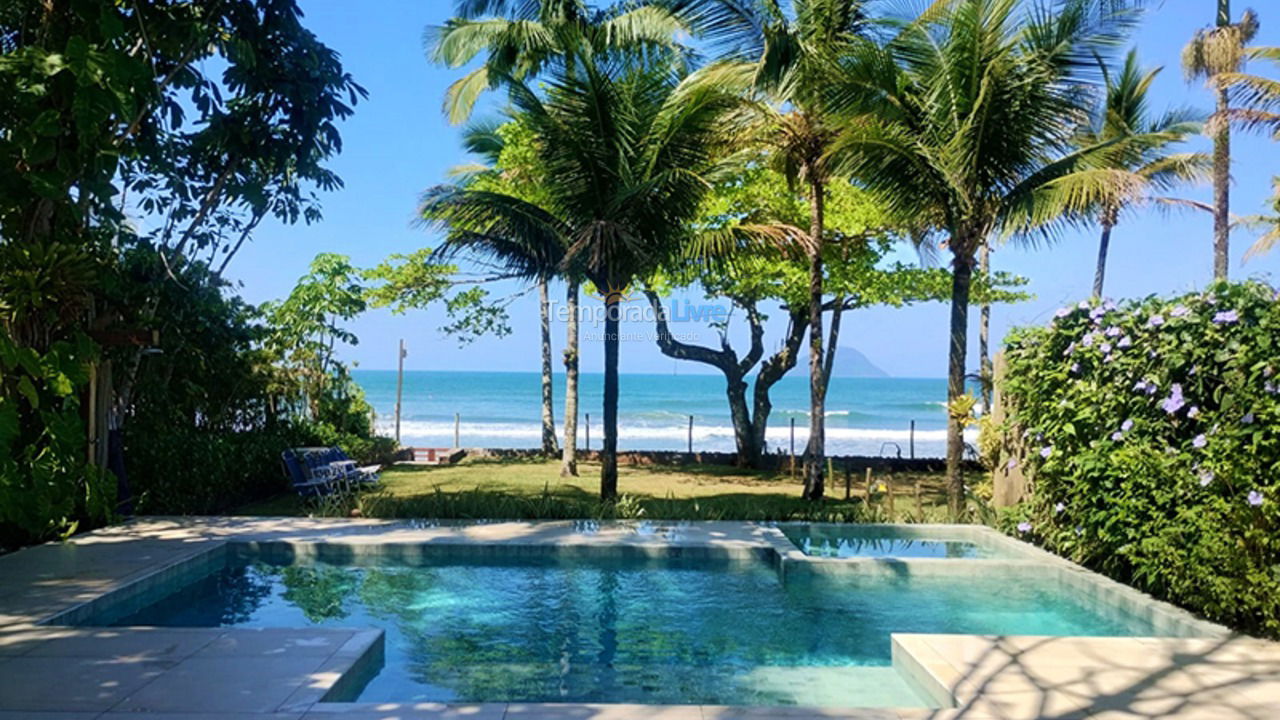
[978,243,993,414]
[1213,83,1231,281]
[1094,222,1113,299]
[539,278,559,455]
[803,174,826,501]
[946,249,974,519]
[561,279,580,477]
[601,291,620,500]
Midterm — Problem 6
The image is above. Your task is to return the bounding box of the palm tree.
[827,0,1140,517]
[425,57,741,499]
[673,0,871,500]
[1213,45,1280,258]
[447,119,562,456]
[428,0,690,123]
[1183,5,1258,280]
[1073,50,1209,298]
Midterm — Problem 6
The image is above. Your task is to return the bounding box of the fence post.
[789,417,796,480]
[687,415,693,454]
[454,412,460,448]
[586,413,590,451]
[909,420,916,459]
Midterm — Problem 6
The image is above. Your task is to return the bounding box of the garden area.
[3,3,1280,716]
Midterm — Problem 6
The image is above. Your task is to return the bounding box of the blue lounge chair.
[281,447,381,496]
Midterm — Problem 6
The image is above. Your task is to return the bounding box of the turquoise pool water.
[97,554,1153,707]
[781,526,1008,559]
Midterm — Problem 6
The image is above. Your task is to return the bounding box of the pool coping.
[0,516,1266,720]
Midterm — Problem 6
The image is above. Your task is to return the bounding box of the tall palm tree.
[425,57,741,499]
[1074,50,1209,298]
[673,0,870,500]
[448,118,562,456]
[1183,5,1258,280]
[828,0,1140,517]
[1214,45,1280,258]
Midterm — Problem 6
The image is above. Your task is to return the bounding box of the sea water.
[354,370,978,457]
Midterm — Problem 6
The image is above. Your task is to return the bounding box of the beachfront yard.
[237,458,956,523]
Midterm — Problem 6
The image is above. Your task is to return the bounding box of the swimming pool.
[780,524,1024,559]
[81,549,1164,707]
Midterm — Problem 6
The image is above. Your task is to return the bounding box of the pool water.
[94,554,1156,707]
[782,526,1005,559]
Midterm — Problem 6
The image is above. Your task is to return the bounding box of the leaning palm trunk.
[945,249,975,519]
[539,278,559,455]
[1094,221,1114,298]
[601,292,621,500]
[1213,83,1231,281]
[561,279,580,476]
[803,177,826,500]
[978,243,993,413]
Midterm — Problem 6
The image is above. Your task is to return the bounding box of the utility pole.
[395,339,406,445]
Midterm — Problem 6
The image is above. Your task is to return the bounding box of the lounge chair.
[281,447,381,496]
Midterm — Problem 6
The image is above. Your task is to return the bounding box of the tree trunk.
[1212,83,1231,281]
[946,250,974,519]
[1093,222,1113,299]
[644,290,764,468]
[539,277,559,455]
[752,308,809,465]
[803,175,826,501]
[978,243,993,414]
[600,291,620,500]
[561,279,580,477]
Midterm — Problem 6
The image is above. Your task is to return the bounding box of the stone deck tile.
[894,634,1280,720]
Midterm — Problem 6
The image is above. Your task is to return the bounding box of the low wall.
[453,447,975,474]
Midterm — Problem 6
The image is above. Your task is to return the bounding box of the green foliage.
[999,281,1280,637]
[0,329,113,546]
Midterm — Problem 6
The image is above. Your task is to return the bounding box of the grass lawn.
[236,457,957,523]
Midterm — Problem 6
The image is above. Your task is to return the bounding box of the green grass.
[235,457,960,523]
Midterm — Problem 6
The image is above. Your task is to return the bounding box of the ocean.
[353,370,972,459]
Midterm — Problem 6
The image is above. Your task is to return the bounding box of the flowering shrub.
[998,281,1280,638]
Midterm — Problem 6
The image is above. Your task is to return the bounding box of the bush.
[997,281,1280,638]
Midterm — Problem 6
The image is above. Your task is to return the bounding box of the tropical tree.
[1212,42,1280,258]
[1073,50,1209,298]
[670,0,872,499]
[422,53,742,499]
[427,0,690,124]
[1183,5,1258,279]
[827,0,1140,517]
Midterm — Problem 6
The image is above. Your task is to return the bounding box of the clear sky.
[224,0,1280,378]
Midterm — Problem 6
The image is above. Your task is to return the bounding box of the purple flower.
[1198,469,1215,486]
[1161,384,1186,414]
[1007,457,1018,470]
[1017,521,1033,533]
[1242,413,1255,425]
[1266,381,1278,395]
[1133,380,1150,393]
[1100,343,1113,354]
[1054,502,1066,514]
[1111,431,1125,442]
[1247,490,1264,507]
[1213,310,1239,324]
[1193,434,1208,449]
[1118,336,1132,349]
[1040,446,1053,459]
[1148,314,1165,328]
[1104,326,1122,337]
[1055,307,1072,318]
[1070,362,1081,374]
[1063,342,1077,357]
[1090,306,1108,322]
[1081,332,1097,348]
[1104,300,1118,311]
[1121,419,1135,432]
[1170,305,1190,318]
[1187,405,1201,419]
[1077,300,1090,310]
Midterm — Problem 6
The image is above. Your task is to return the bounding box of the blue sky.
[224,0,1280,378]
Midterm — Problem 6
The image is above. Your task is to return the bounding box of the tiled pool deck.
[0,517,1276,719]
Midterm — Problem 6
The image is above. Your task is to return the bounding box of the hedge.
[997,281,1280,638]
